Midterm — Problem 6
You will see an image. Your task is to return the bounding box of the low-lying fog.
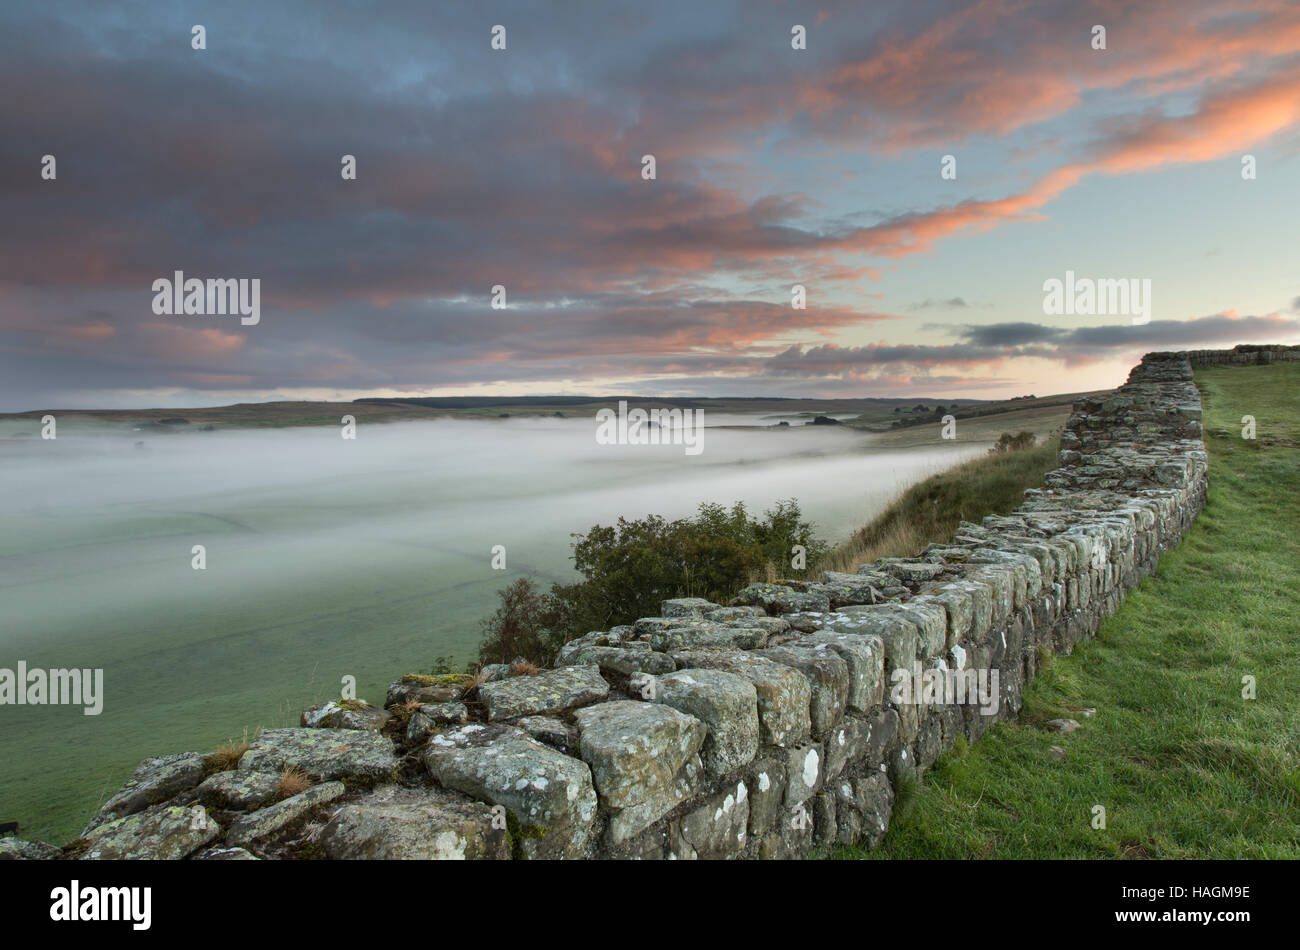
[0,412,985,842]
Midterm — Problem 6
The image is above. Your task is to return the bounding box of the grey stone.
[798,631,885,712]
[319,785,510,860]
[916,587,973,649]
[745,755,786,836]
[83,751,211,834]
[660,597,718,618]
[655,668,759,775]
[301,699,392,731]
[838,772,894,848]
[669,780,750,859]
[812,790,838,845]
[0,838,61,860]
[861,707,899,768]
[834,606,921,673]
[783,742,824,806]
[195,769,281,810]
[195,847,259,860]
[756,645,849,739]
[226,781,345,847]
[704,605,766,622]
[478,664,609,721]
[649,625,769,652]
[603,755,704,846]
[515,715,579,754]
[818,571,886,606]
[669,649,812,747]
[554,643,676,676]
[823,715,870,780]
[574,701,705,812]
[731,583,831,614]
[385,674,474,707]
[238,728,398,782]
[755,801,815,859]
[423,724,597,859]
[81,804,219,860]
[405,701,470,744]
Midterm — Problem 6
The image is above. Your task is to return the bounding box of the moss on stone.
[505,811,545,859]
[400,673,474,687]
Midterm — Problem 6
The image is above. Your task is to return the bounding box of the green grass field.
[832,362,1300,859]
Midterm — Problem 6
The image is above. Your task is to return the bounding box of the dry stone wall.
[1179,343,1300,367]
[7,349,1236,862]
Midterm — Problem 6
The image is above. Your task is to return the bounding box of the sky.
[3,0,1300,411]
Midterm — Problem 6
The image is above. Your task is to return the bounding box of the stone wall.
[7,349,1239,861]
[1178,343,1300,367]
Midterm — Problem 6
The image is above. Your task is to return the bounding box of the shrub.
[475,577,567,668]
[989,431,1036,454]
[476,500,827,667]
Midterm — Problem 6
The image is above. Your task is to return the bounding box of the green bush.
[476,500,827,667]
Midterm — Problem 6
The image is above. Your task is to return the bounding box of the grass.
[275,766,313,801]
[818,435,1062,574]
[831,362,1300,859]
[210,730,253,772]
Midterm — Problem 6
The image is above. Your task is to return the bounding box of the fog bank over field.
[0,413,985,843]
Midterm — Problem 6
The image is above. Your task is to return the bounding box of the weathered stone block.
[195,769,281,811]
[574,701,705,807]
[919,586,974,649]
[81,804,219,860]
[783,742,823,807]
[745,754,786,836]
[661,597,718,618]
[669,780,749,859]
[798,631,885,713]
[833,606,920,673]
[424,724,597,859]
[319,785,510,860]
[655,668,759,776]
[239,728,398,783]
[732,583,831,614]
[386,674,473,707]
[478,664,609,721]
[226,781,345,847]
[406,701,470,744]
[82,751,211,835]
[554,643,676,676]
[301,700,391,731]
[757,645,848,738]
[669,649,812,747]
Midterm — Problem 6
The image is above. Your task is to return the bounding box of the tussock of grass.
[210,729,253,772]
[832,363,1300,860]
[275,766,313,801]
[818,437,1061,574]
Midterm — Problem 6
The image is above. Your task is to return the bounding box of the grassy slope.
[833,362,1300,859]
[818,436,1062,574]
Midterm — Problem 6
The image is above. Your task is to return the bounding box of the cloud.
[3,0,1300,408]
[910,297,972,311]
